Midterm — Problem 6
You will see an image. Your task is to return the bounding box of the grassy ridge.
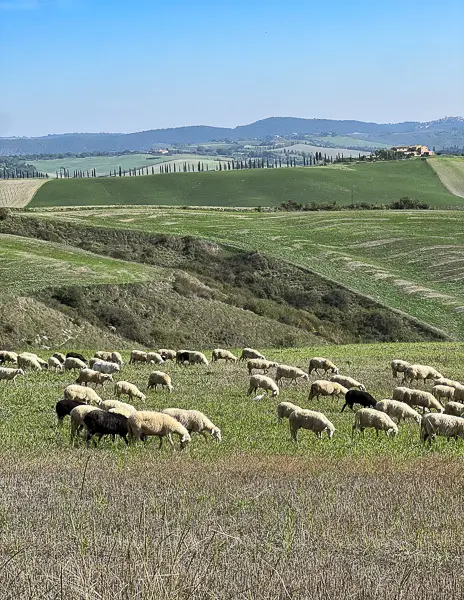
[428,156,464,198]
[30,159,460,208]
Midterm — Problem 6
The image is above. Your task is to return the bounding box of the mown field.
[36,208,464,340]
[429,156,464,198]
[0,178,50,208]
[0,342,463,598]
[29,158,461,208]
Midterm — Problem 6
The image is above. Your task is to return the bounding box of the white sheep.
[247,359,278,375]
[0,351,18,365]
[277,402,302,424]
[434,378,462,389]
[187,351,209,366]
[162,408,221,442]
[100,399,136,413]
[402,364,443,385]
[75,368,113,388]
[111,352,124,366]
[352,408,398,438]
[94,351,124,366]
[146,352,165,365]
[0,367,24,386]
[330,374,365,391]
[52,352,66,364]
[18,353,42,371]
[129,350,148,364]
[421,413,464,444]
[308,357,339,376]
[158,349,177,361]
[453,385,464,403]
[289,409,335,441]
[69,405,101,444]
[64,384,102,406]
[391,359,411,379]
[108,406,136,418]
[48,356,63,371]
[443,402,464,417]
[91,360,120,374]
[239,348,265,361]
[147,371,173,393]
[432,385,455,403]
[64,356,86,372]
[392,387,411,403]
[394,387,443,414]
[211,349,237,363]
[94,351,113,362]
[375,399,421,424]
[308,380,348,401]
[114,381,146,402]
[247,374,279,398]
[127,411,191,449]
[275,365,309,386]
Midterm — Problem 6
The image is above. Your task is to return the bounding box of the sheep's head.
[17,369,25,376]
[301,373,310,382]
[167,384,173,393]
[180,432,191,449]
[327,427,335,439]
[359,384,366,391]
[103,374,113,382]
[388,425,399,437]
[211,428,222,442]
[415,414,422,424]
[139,393,147,402]
[332,367,339,374]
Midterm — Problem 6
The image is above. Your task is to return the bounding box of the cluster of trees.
[280,196,430,212]
[0,156,47,179]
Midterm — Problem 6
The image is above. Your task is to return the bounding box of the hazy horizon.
[1,0,463,137]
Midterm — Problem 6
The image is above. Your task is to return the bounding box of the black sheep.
[56,398,87,425]
[176,351,191,365]
[84,410,129,445]
[66,352,87,363]
[341,389,377,412]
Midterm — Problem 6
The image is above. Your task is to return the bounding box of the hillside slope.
[428,156,464,198]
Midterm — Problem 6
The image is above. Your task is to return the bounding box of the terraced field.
[429,156,464,198]
[37,208,464,339]
[0,178,50,207]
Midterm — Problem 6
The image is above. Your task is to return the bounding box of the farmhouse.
[392,144,434,156]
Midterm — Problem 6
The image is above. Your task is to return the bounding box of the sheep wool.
[289,409,335,441]
[127,411,191,449]
[330,374,365,391]
[247,359,277,375]
[309,380,347,401]
[147,371,173,392]
[162,408,221,441]
[375,399,421,424]
[114,381,146,402]
[308,357,339,376]
[239,348,265,361]
[247,374,279,398]
[277,402,302,423]
[352,408,398,438]
[421,413,464,444]
[212,349,237,363]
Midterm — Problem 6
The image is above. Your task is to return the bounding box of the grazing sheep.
[352,409,398,438]
[69,405,101,443]
[114,381,146,402]
[421,413,464,444]
[111,352,124,366]
[402,389,444,414]
[247,359,278,375]
[434,378,462,389]
[162,408,221,442]
[17,353,42,371]
[64,356,86,372]
[275,365,309,386]
[289,409,335,441]
[100,399,136,413]
[35,357,49,370]
[66,352,87,363]
[108,406,136,418]
[48,356,63,371]
[277,402,302,424]
[176,350,191,365]
[56,398,86,425]
[392,387,411,403]
[52,352,66,364]
[64,384,102,406]
[84,410,129,445]
[91,360,120,375]
[158,349,176,361]
[375,399,421,424]
[75,368,113,388]
[453,385,464,404]
[443,402,464,417]
[0,351,18,365]
[432,385,455,403]
[330,374,366,391]
[0,367,24,386]
[212,349,237,363]
[239,348,265,361]
[127,411,191,449]
[402,364,443,385]
[94,351,113,362]
[308,357,339,376]
[94,351,124,366]
[188,351,209,366]
[129,350,148,364]
[247,374,279,398]
[146,352,164,365]
[309,380,348,401]
[391,359,411,379]
[341,389,376,412]
[147,371,173,393]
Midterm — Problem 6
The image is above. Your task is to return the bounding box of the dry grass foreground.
[0,178,50,207]
[428,157,464,198]
[0,454,463,599]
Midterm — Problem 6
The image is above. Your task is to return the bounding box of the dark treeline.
[0,156,47,179]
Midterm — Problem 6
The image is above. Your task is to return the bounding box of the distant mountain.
[1,117,463,156]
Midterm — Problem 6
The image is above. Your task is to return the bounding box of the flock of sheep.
[0,347,463,448]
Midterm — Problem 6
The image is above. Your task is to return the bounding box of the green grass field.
[271,143,367,157]
[35,208,464,339]
[428,156,464,198]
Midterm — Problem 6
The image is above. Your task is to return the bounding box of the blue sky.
[1,0,463,136]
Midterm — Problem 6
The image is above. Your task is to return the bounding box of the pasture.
[29,158,461,208]
[428,156,464,198]
[0,178,50,208]
[36,208,464,340]
[0,342,463,598]
[271,142,369,157]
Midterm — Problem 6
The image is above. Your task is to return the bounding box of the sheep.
[375,399,421,424]
[129,350,148,364]
[114,381,146,402]
[453,385,464,403]
[187,351,209,366]
[309,380,348,401]
[111,352,124,366]
[0,367,24,386]
[392,387,411,403]
[275,364,309,386]
[176,350,191,365]
[330,374,365,391]
[94,351,124,366]
[0,351,18,365]
[17,353,42,371]
[341,389,377,412]
[63,384,102,406]
[66,352,87,363]
[146,352,164,365]
[56,398,87,425]
[403,389,444,414]
[64,356,86,372]
[421,413,464,445]
[158,349,176,361]
[84,410,129,445]
[443,402,464,417]
[308,357,339,376]
[75,368,113,388]
[432,385,455,403]
[352,408,398,438]
[94,351,113,362]
[434,378,462,389]
[48,356,63,371]
[162,408,221,442]
[391,359,411,379]
[289,409,335,441]
[147,371,173,393]
[402,364,443,385]
[100,399,136,413]
[247,374,279,398]
[109,406,137,418]
[239,348,265,361]
[211,349,237,363]
[35,357,49,370]
[69,405,101,444]
[52,352,65,364]
[247,359,278,375]
[127,411,191,449]
[277,402,302,424]
[91,360,120,374]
